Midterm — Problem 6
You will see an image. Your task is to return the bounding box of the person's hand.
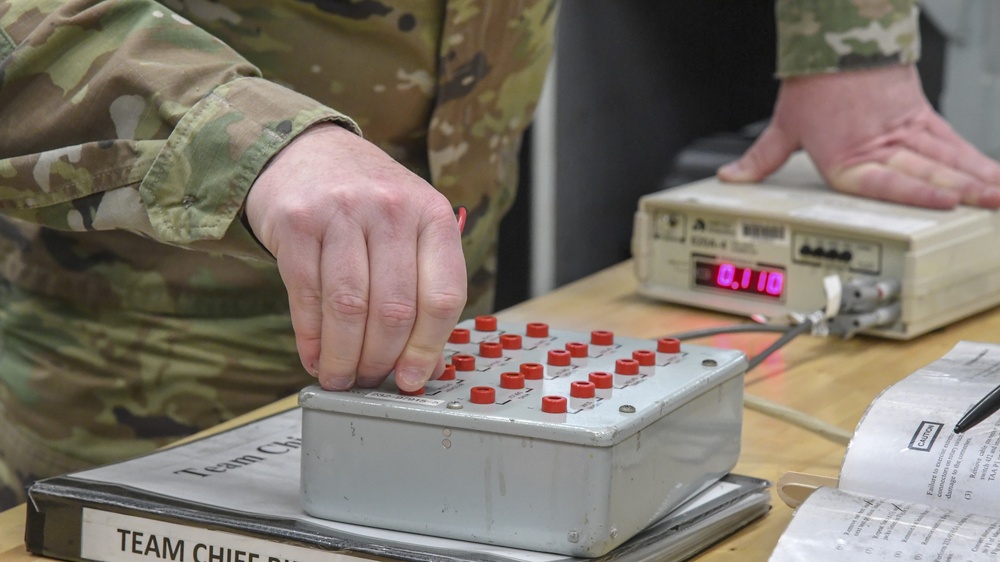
[718,64,1000,209]
[244,123,467,392]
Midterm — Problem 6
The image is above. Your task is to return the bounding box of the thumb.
[718,124,799,183]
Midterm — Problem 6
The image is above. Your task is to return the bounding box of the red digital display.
[694,261,785,299]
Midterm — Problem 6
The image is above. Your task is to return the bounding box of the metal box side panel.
[299,374,743,557]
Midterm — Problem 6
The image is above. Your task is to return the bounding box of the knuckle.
[375,300,418,329]
[367,188,412,225]
[275,202,323,232]
[421,289,467,321]
[295,288,323,309]
[324,289,369,320]
[425,193,458,222]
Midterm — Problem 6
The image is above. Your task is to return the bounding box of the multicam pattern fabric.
[0,0,915,508]
[0,0,556,508]
[775,0,920,77]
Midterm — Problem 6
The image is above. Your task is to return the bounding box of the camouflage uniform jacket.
[0,0,920,508]
[0,0,917,318]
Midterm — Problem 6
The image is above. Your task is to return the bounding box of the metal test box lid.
[299,325,747,448]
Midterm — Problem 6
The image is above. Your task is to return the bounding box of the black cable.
[665,323,790,341]
[746,317,814,372]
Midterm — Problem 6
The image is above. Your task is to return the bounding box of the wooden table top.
[3,260,997,561]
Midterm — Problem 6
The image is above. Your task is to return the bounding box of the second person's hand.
[244,123,468,392]
[719,64,1000,210]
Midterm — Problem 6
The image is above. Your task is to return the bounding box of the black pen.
[954,383,1000,433]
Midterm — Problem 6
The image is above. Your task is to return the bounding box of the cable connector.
[839,277,900,313]
[830,302,902,339]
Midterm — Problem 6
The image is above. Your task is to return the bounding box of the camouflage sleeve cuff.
[775,0,921,78]
[139,76,360,256]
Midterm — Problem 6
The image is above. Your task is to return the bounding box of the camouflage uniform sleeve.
[775,0,921,77]
[0,1,360,260]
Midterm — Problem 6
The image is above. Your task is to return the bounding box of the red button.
[520,363,544,380]
[526,322,549,338]
[658,338,681,353]
[452,354,476,371]
[615,358,639,375]
[399,387,425,396]
[500,334,522,350]
[589,371,613,388]
[475,316,497,332]
[547,349,571,366]
[633,350,655,366]
[541,395,567,413]
[479,341,502,358]
[448,328,470,344]
[566,342,589,358]
[470,386,495,404]
[439,364,456,381]
[591,330,614,346]
[500,372,525,389]
[570,381,595,398]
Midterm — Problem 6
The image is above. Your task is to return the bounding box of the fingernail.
[718,161,742,177]
[322,377,353,391]
[308,362,318,377]
[399,367,427,388]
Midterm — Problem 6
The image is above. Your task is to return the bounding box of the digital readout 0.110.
[693,261,785,299]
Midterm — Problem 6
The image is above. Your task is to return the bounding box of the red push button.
[541,395,567,413]
[500,372,525,389]
[633,350,655,366]
[547,349,571,366]
[615,358,639,375]
[589,371,613,388]
[438,363,456,381]
[448,328,470,344]
[500,334,522,350]
[475,316,497,332]
[479,341,502,358]
[591,330,614,346]
[566,342,589,358]
[526,322,549,338]
[520,362,544,380]
[570,381,595,398]
[452,354,476,371]
[400,387,425,396]
[470,386,495,404]
[658,338,681,353]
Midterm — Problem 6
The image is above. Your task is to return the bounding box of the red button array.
[441,321,676,412]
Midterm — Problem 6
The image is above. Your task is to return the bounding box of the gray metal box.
[300,319,746,557]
